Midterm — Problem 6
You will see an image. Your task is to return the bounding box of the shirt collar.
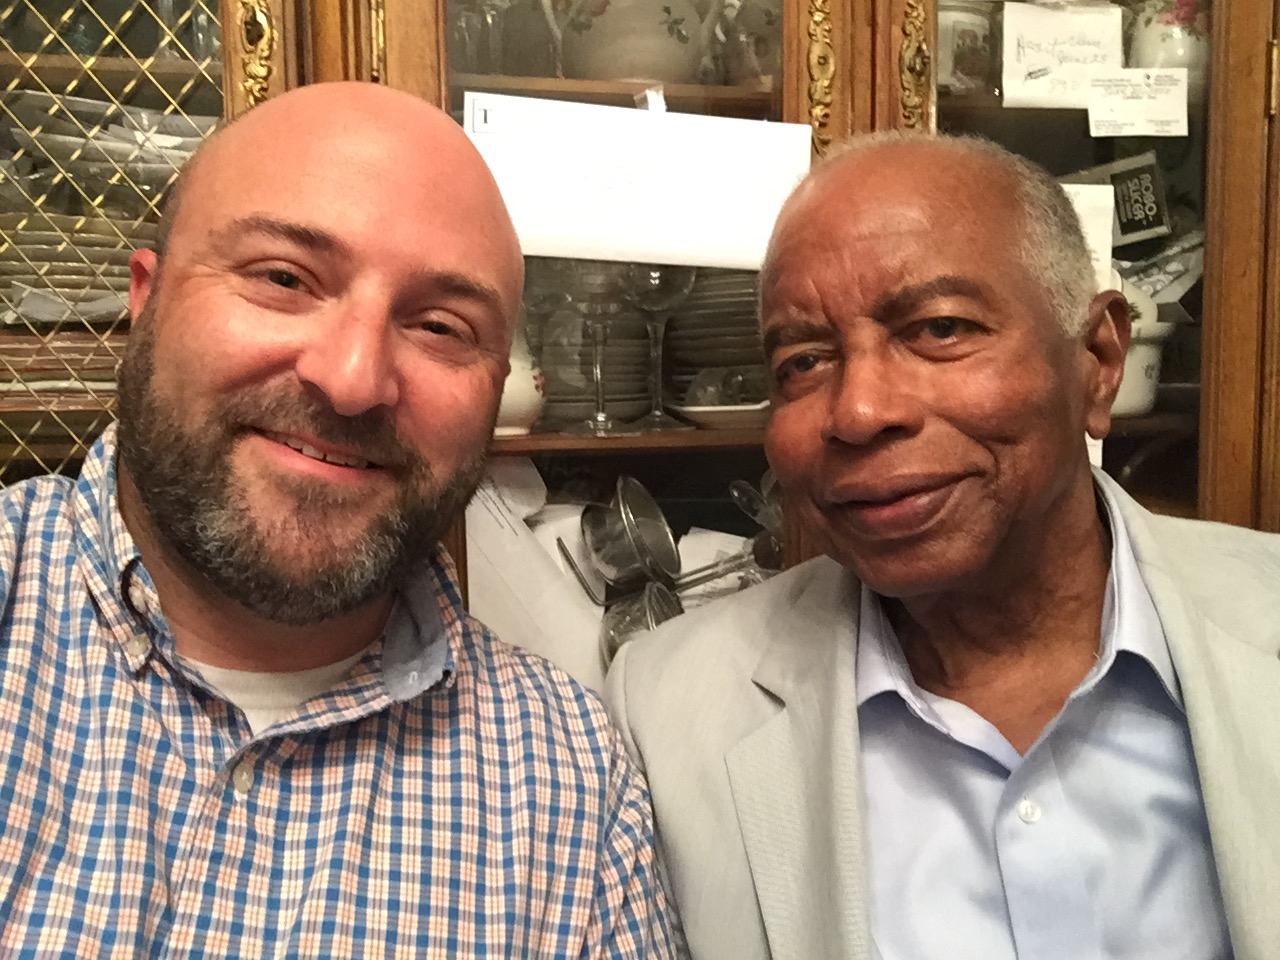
[856,468,1183,714]
[72,423,456,699]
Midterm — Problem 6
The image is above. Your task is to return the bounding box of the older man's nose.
[820,344,923,447]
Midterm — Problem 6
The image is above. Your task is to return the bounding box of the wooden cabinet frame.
[299,0,1280,554]
[220,0,302,117]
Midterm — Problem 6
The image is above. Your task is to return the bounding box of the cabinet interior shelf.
[0,51,221,99]
[450,73,778,118]
[494,426,765,454]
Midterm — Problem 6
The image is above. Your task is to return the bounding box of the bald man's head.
[118,82,526,626]
[154,84,521,298]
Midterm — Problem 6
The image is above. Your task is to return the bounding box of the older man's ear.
[1083,289,1131,441]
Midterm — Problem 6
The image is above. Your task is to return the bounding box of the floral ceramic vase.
[559,0,721,84]
[494,323,546,437]
[1127,0,1211,104]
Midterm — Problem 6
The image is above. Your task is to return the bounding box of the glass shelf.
[450,73,778,119]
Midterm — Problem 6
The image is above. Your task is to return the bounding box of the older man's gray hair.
[780,131,1098,337]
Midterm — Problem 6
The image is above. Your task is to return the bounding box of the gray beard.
[115,314,488,625]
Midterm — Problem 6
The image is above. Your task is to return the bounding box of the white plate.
[670,401,771,429]
[0,231,128,248]
[668,330,761,345]
[670,348,765,367]
[4,90,118,124]
[1,245,131,265]
[13,129,192,166]
[0,262,131,277]
[0,212,156,239]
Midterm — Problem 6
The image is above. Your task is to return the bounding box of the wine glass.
[628,263,698,431]
[561,259,640,437]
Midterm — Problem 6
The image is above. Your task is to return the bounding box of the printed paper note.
[1088,68,1189,137]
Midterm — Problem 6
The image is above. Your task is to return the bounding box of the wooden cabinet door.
[1257,3,1280,531]
[220,0,304,117]
[876,0,1276,528]
[0,0,304,485]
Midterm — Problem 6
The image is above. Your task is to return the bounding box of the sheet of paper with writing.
[1088,68,1189,137]
[1001,2,1124,109]
[463,92,813,269]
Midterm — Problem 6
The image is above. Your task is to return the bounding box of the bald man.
[0,83,680,957]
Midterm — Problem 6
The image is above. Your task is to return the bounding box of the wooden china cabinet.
[3,0,1280,574]
[304,0,1280,570]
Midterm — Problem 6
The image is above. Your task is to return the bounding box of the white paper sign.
[1002,2,1124,109]
[1088,68,1189,137]
[464,92,813,269]
[1061,183,1117,291]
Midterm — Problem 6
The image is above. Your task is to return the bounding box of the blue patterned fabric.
[0,426,681,958]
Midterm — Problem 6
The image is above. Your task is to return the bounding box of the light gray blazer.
[606,484,1280,960]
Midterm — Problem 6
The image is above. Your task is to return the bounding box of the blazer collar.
[725,559,873,960]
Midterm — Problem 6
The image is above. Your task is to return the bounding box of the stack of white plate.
[536,304,652,424]
[4,90,216,210]
[667,268,765,405]
[0,212,155,327]
[0,330,124,396]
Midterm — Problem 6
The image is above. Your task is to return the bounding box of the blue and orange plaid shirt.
[0,425,682,957]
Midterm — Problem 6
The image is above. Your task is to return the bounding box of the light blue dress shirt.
[858,477,1233,960]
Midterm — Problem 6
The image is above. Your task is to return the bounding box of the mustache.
[219,387,420,471]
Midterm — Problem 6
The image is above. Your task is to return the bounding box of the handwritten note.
[464,92,812,269]
[1088,68,1189,137]
[1002,2,1124,109]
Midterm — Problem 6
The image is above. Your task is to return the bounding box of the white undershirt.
[189,647,370,736]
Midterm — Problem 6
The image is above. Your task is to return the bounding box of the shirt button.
[125,635,151,659]
[232,761,255,797]
[1017,798,1042,824]
[127,580,150,617]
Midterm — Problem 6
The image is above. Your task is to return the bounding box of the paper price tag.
[1088,68,1188,138]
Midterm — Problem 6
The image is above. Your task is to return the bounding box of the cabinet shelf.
[450,73,778,118]
[0,51,220,100]
[493,425,764,455]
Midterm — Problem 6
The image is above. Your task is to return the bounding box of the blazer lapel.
[1120,494,1280,960]
[725,562,872,960]
[1169,610,1280,960]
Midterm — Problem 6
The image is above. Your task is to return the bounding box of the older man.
[0,82,679,957]
[606,133,1280,960]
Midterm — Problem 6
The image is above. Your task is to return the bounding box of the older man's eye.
[772,351,822,386]
[924,317,962,339]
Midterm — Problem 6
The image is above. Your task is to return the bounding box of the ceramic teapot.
[542,0,726,83]
[494,321,546,436]
[1126,0,1210,104]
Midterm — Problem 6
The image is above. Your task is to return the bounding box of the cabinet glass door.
[935,0,1212,518]
[0,0,224,483]
[443,0,786,122]
[436,0,791,601]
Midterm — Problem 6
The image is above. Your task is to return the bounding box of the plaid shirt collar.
[70,424,457,723]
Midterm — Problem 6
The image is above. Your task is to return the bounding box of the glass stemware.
[561,259,639,437]
[628,263,698,431]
